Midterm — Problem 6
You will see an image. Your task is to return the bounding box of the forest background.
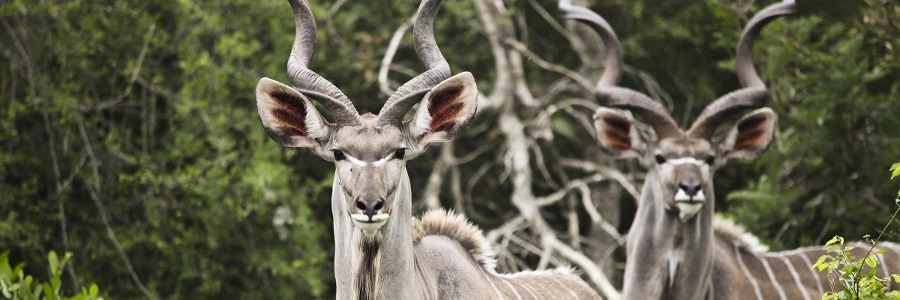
[1,0,898,298]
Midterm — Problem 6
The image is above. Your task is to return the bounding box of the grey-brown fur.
[411,209,601,299]
[711,218,900,299]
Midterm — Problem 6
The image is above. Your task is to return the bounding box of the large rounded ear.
[408,72,478,146]
[256,77,329,148]
[593,107,647,159]
[717,107,777,160]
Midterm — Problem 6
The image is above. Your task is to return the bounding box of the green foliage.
[1,0,332,298]
[725,0,900,249]
[814,236,900,300]
[1,0,899,297]
[891,163,900,182]
[0,251,102,300]
[813,163,900,299]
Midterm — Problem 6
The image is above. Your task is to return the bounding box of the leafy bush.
[0,251,102,300]
[813,163,900,299]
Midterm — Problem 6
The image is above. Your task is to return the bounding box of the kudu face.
[559,0,785,222]
[594,107,776,221]
[255,0,476,237]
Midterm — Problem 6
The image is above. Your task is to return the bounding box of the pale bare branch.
[378,18,414,96]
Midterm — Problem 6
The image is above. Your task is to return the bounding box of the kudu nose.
[355,199,384,219]
[678,180,703,197]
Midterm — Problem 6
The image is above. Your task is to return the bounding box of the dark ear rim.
[593,107,644,159]
[256,77,329,148]
[719,107,777,160]
[408,72,478,145]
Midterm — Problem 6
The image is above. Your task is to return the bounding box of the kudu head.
[256,0,477,237]
[561,0,794,221]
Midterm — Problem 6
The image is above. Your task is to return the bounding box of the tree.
[2,0,898,298]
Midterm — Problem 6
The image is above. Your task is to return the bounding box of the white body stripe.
[757,256,786,299]
[481,269,504,299]
[733,245,764,300]
[777,255,811,300]
[500,277,523,300]
[548,276,579,300]
[796,251,824,296]
[517,278,540,299]
[876,252,889,278]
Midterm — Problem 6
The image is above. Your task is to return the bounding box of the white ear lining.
[410,93,433,138]
[256,77,329,147]
[408,72,478,144]
[302,97,328,140]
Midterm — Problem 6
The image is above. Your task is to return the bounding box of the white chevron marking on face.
[666,157,705,166]
[345,154,394,167]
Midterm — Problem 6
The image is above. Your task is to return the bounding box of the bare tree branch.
[378,18,414,97]
[78,121,157,299]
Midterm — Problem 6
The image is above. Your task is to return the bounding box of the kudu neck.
[331,167,416,299]
[623,171,716,299]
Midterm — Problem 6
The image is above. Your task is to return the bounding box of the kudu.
[255,0,600,299]
[560,0,900,299]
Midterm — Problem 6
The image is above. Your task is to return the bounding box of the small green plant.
[0,251,102,300]
[813,163,900,299]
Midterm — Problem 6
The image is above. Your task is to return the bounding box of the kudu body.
[560,0,900,299]
[255,0,600,299]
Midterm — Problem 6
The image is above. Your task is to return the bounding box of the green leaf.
[825,235,844,246]
[89,284,99,297]
[866,255,878,268]
[0,251,12,281]
[891,162,900,180]
[42,283,52,300]
[47,251,58,274]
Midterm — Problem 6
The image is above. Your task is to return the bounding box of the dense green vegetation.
[1,251,103,300]
[1,0,898,298]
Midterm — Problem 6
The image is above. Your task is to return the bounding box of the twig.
[78,121,157,299]
[2,18,37,95]
[545,236,622,300]
[79,24,156,112]
[559,158,642,202]
[421,143,454,210]
[578,185,625,244]
[505,38,593,91]
[136,75,182,103]
[378,18,413,97]
[534,174,605,206]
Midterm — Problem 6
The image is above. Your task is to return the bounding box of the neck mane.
[712,216,769,253]
[411,209,498,272]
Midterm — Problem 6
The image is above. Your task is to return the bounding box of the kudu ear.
[593,107,647,159]
[256,77,329,148]
[408,72,478,146]
[717,107,776,160]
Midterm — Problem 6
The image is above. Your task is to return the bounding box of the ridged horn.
[560,0,682,138]
[287,0,361,126]
[687,0,795,139]
[376,0,452,127]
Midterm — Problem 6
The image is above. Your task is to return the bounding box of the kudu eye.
[655,154,666,164]
[394,149,406,160]
[332,150,345,161]
[705,156,716,165]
